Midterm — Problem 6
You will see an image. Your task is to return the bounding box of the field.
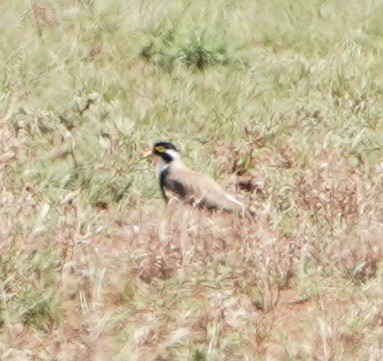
[1,0,383,360]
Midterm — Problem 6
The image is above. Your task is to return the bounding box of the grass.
[1,0,383,359]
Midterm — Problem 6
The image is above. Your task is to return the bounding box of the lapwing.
[148,141,255,217]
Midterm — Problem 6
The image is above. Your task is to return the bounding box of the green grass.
[1,0,383,359]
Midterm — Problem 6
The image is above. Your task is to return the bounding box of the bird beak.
[143,150,152,157]
[143,149,155,159]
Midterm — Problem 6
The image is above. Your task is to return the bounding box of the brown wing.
[163,166,245,213]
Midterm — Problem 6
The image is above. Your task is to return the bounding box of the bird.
[148,141,255,217]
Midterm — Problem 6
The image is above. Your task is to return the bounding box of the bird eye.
[155,145,165,152]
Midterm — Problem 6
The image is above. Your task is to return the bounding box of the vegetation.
[1,0,383,359]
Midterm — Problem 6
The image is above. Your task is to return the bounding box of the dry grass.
[1,0,383,360]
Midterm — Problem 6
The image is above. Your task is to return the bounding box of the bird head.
[151,142,180,163]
